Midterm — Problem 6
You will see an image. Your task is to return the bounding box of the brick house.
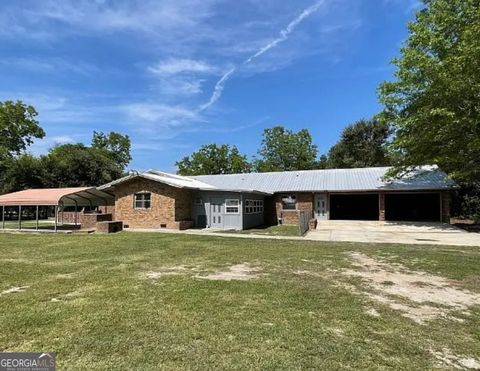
[98,166,456,231]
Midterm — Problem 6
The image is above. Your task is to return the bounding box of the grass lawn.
[2,219,55,229]
[225,224,300,236]
[0,232,479,370]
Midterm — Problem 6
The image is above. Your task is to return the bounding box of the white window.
[245,199,263,214]
[281,195,297,210]
[134,192,151,209]
[225,199,240,214]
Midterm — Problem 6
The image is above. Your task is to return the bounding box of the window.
[225,199,239,214]
[134,192,151,209]
[281,195,297,210]
[194,198,203,205]
[245,199,264,214]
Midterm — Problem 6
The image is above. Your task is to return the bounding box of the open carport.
[0,187,114,232]
[329,193,379,220]
[385,192,441,222]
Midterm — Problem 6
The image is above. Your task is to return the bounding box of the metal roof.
[191,166,457,193]
[98,170,271,195]
[0,187,114,206]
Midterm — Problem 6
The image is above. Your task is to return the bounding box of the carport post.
[54,206,58,233]
[18,205,22,230]
[1,206,4,229]
[36,205,39,230]
[74,199,78,226]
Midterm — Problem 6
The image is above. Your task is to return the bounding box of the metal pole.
[36,205,39,230]
[18,205,22,230]
[74,199,78,226]
[54,205,58,233]
[2,206,4,229]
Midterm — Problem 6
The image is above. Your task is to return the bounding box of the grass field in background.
[0,232,479,369]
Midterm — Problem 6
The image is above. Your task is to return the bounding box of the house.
[97,166,456,231]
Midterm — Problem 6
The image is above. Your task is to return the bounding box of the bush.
[452,183,480,222]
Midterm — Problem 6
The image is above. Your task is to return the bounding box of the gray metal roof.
[192,166,457,193]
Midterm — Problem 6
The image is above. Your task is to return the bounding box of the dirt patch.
[1,286,29,296]
[430,348,480,370]
[366,308,380,317]
[143,265,201,280]
[197,263,260,281]
[342,253,480,324]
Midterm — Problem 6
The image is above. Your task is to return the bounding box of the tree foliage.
[254,126,318,172]
[0,154,44,194]
[40,144,124,188]
[326,119,392,169]
[378,0,480,182]
[176,144,251,175]
[91,131,132,169]
[0,100,45,157]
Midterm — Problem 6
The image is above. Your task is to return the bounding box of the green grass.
[1,220,55,229]
[226,224,300,236]
[0,232,479,370]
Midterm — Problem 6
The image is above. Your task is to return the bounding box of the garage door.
[385,193,440,222]
[330,194,379,220]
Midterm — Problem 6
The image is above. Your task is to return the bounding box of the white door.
[315,194,328,220]
[210,199,224,228]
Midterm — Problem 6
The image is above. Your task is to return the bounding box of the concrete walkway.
[127,221,480,247]
[307,221,480,247]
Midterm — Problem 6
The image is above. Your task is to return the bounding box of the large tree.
[0,100,45,158]
[91,131,132,169]
[176,144,251,175]
[41,144,124,187]
[254,126,318,172]
[0,154,44,194]
[378,0,480,182]
[326,119,392,169]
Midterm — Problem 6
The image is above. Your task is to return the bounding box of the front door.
[314,194,329,220]
[210,198,224,228]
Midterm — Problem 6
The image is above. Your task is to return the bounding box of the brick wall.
[113,178,193,229]
[99,205,115,220]
[379,193,385,221]
[57,211,80,224]
[80,213,112,230]
[441,191,451,223]
[274,193,314,225]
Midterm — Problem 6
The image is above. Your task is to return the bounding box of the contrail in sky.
[200,0,325,111]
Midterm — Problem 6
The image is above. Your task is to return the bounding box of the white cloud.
[199,67,236,111]
[147,58,218,96]
[200,0,326,111]
[51,135,75,144]
[123,103,202,128]
[0,0,365,142]
[148,58,214,76]
[0,57,101,76]
[244,0,325,64]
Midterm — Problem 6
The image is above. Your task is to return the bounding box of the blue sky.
[0,0,421,172]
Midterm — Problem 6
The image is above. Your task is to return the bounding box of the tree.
[176,144,251,175]
[326,119,392,169]
[91,131,132,169]
[41,144,123,187]
[378,0,480,183]
[254,126,318,172]
[0,154,44,194]
[0,100,45,157]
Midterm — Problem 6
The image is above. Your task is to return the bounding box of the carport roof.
[0,187,114,206]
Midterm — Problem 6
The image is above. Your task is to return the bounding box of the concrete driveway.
[306,221,480,246]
